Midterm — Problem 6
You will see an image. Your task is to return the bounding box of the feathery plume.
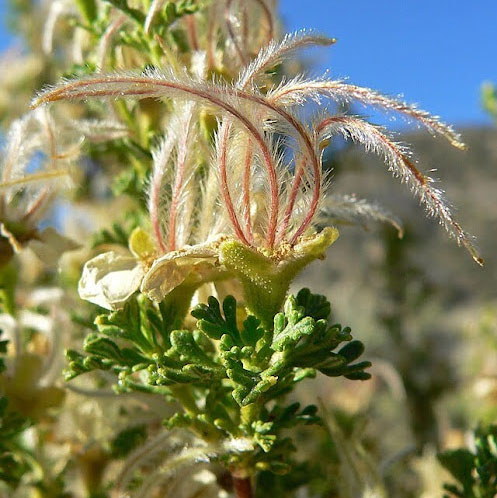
[269,77,465,149]
[237,31,336,89]
[318,194,404,237]
[316,116,481,264]
[30,32,479,262]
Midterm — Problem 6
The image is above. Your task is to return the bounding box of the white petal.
[0,313,18,337]
[27,287,64,306]
[141,244,218,302]
[78,252,144,310]
[28,227,80,266]
[19,310,53,334]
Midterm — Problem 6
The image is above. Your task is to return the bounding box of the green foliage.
[0,329,30,487]
[65,296,160,381]
[102,0,145,23]
[64,289,370,476]
[91,212,144,249]
[0,399,32,487]
[147,1,202,38]
[0,331,32,488]
[62,62,98,80]
[0,262,17,315]
[482,82,497,122]
[83,0,204,46]
[111,166,144,198]
[0,331,8,375]
[74,0,98,25]
[109,425,148,459]
[438,424,497,498]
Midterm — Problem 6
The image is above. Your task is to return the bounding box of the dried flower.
[31,30,481,323]
[0,108,80,266]
[32,31,480,265]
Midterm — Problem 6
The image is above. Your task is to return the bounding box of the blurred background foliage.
[0,1,496,497]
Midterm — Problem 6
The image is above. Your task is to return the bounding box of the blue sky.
[1,0,496,127]
[281,0,497,127]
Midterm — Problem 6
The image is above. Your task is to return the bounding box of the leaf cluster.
[75,0,203,50]
[91,211,144,249]
[64,288,371,475]
[438,424,497,498]
[0,398,32,488]
[66,0,208,210]
[0,330,32,488]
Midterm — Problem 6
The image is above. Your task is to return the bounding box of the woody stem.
[232,475,253,498]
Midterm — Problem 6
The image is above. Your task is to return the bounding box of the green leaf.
[102,0,145,23]
[110,425,147,459]
[0,396,33,487]
[169,330,219,369]
[241,376,278,406]
[63,287,371,481]
[296,288,331,321]
[241,315,265,347]
[95,298,158,354]
[438,449,475,494]
[338,340,365,363]
[84,334,124,362]
[271,296,316,351]
[192,296,242,346]
[75,0,98,24]
[438,424,497,498]
[0,261,17,315]
[272,314,315,351]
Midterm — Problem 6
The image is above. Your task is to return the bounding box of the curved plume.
[149,132,177,254]
[269,78,465,150]
[237,31,336,90]
[167,105,195,251]
[97,13,127,71]
[316,116,482,264]
[1,109,75,212]
[32,70,281,248]
[224,0,275,66]
[318,194,404,238]
[30,54,477,261]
